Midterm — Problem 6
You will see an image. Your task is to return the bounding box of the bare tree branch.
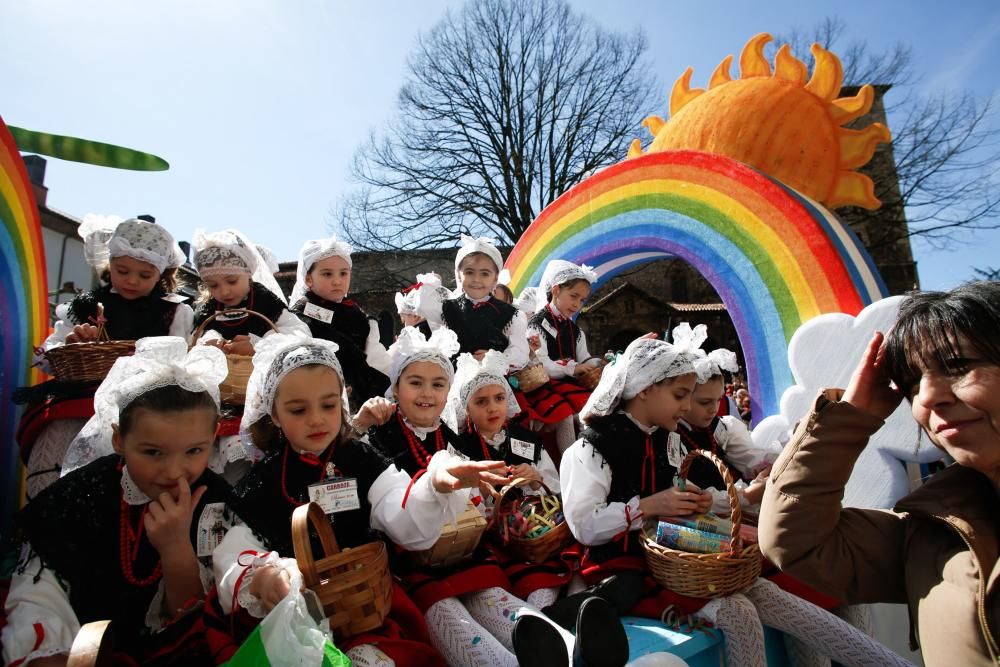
[334,0,656,250]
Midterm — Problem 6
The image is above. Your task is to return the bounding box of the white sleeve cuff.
[235,552,301,619]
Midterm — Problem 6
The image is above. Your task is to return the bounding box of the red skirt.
[515,379,590,424]
[398,545,511,612]
[484,540,574,600]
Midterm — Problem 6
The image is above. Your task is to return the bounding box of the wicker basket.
[292,502,393,640]
[45,303,136,382]
[641,449,761,598]
[67,620,113,667]
[512,355,549,393]
[489,478,573,564]
[191,309,277,405]
[408,500,487,568]
[574,357,607,390]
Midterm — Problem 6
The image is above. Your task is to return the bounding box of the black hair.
[884,281,1000,396]
[493,284,514,303]
[118,384,219,437]
[100,264,180,294]
[545,278,591,305]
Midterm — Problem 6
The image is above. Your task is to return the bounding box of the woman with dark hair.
[759,281,1000,666]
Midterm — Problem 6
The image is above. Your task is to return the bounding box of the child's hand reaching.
[223,335,254,356]
[638,483,712,518]
[509,463,543,490]
[432,459,510,493]
[528,334,542,352]
[249,565,293,614]
[352,397,396,432]
[145,478,207,559]
[66,323,101,343]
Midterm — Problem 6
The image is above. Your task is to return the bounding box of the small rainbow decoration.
[0,114,48,539]
[505,149,888,421]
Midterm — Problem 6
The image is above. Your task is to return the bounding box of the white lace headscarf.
[289,235,354,305]
[454,235,503,290]
[513,286,541,315]
[256,244,281,274]
[443,350,519,432]
[193,228,287,304]
[538,260,598,307]
[395,272,443,316]
[63,337,228,474]
[79,215,186,274]
[693,348,740,383]
[581,334,703,423]
[241,333,348,438]
[386,326,461,398]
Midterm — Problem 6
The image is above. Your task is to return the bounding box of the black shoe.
[512,612,569,667]
[542,572,645,630]
[573,596,629,667]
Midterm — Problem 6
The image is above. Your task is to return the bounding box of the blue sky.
[2,0,998,290]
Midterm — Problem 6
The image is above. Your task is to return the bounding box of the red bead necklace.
[280,442,338,506]
[397,411,444,468]
[119,496,162,587]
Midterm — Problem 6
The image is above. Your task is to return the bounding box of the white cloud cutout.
[751,296,942,509]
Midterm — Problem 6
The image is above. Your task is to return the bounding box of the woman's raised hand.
[842,331,903,420]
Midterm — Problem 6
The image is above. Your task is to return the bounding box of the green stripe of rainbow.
[505,150,888,422]
[1,115,48,535]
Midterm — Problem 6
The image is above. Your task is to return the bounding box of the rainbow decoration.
[0,115,48,543]
[505,149,888,421]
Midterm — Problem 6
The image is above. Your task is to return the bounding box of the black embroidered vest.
[529,307,581,362]
[290,293,390,404]
[441,296,517,355]
[367,416,463,477]
[676,418,746,489]
[581,413,679,560]
[16,455,255,629]
[68,284,180,340]
[193,281,286,338]
[233,439,391,555]
[454,423,542,466]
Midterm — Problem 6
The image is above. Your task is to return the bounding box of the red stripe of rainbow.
[1,115,48,535]
[505,150,887,422]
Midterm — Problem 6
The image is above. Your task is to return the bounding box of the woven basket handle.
[291,502,341,588]
[94,303,110,341]
[678,449,743,547]
[486,477,557,531]
[190,308,279,344]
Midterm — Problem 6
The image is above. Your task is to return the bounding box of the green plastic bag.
[221,569,350,667]
[222,626,350,667]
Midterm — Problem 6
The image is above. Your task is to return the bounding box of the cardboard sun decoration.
[504,32,919,510]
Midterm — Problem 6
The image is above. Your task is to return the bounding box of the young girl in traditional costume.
[521,260,602,454]
[221,333,507,667]
[4,339,279,666]
[26,216,192,498]
[443,350,570,607]
[415,235,528,371]
[191,228,308,355]
[674,325,777,514]
[288,235,392,407]
[560,331,913,667]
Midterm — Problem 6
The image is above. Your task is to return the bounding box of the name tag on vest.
[540,320,558,338]
[510,438,536,460]
[196,502,232,558]
[303,302,334,324]
[667,432,684,468]
[308,477,360,515]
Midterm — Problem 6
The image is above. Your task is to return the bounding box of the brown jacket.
[759,391,1000,666]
